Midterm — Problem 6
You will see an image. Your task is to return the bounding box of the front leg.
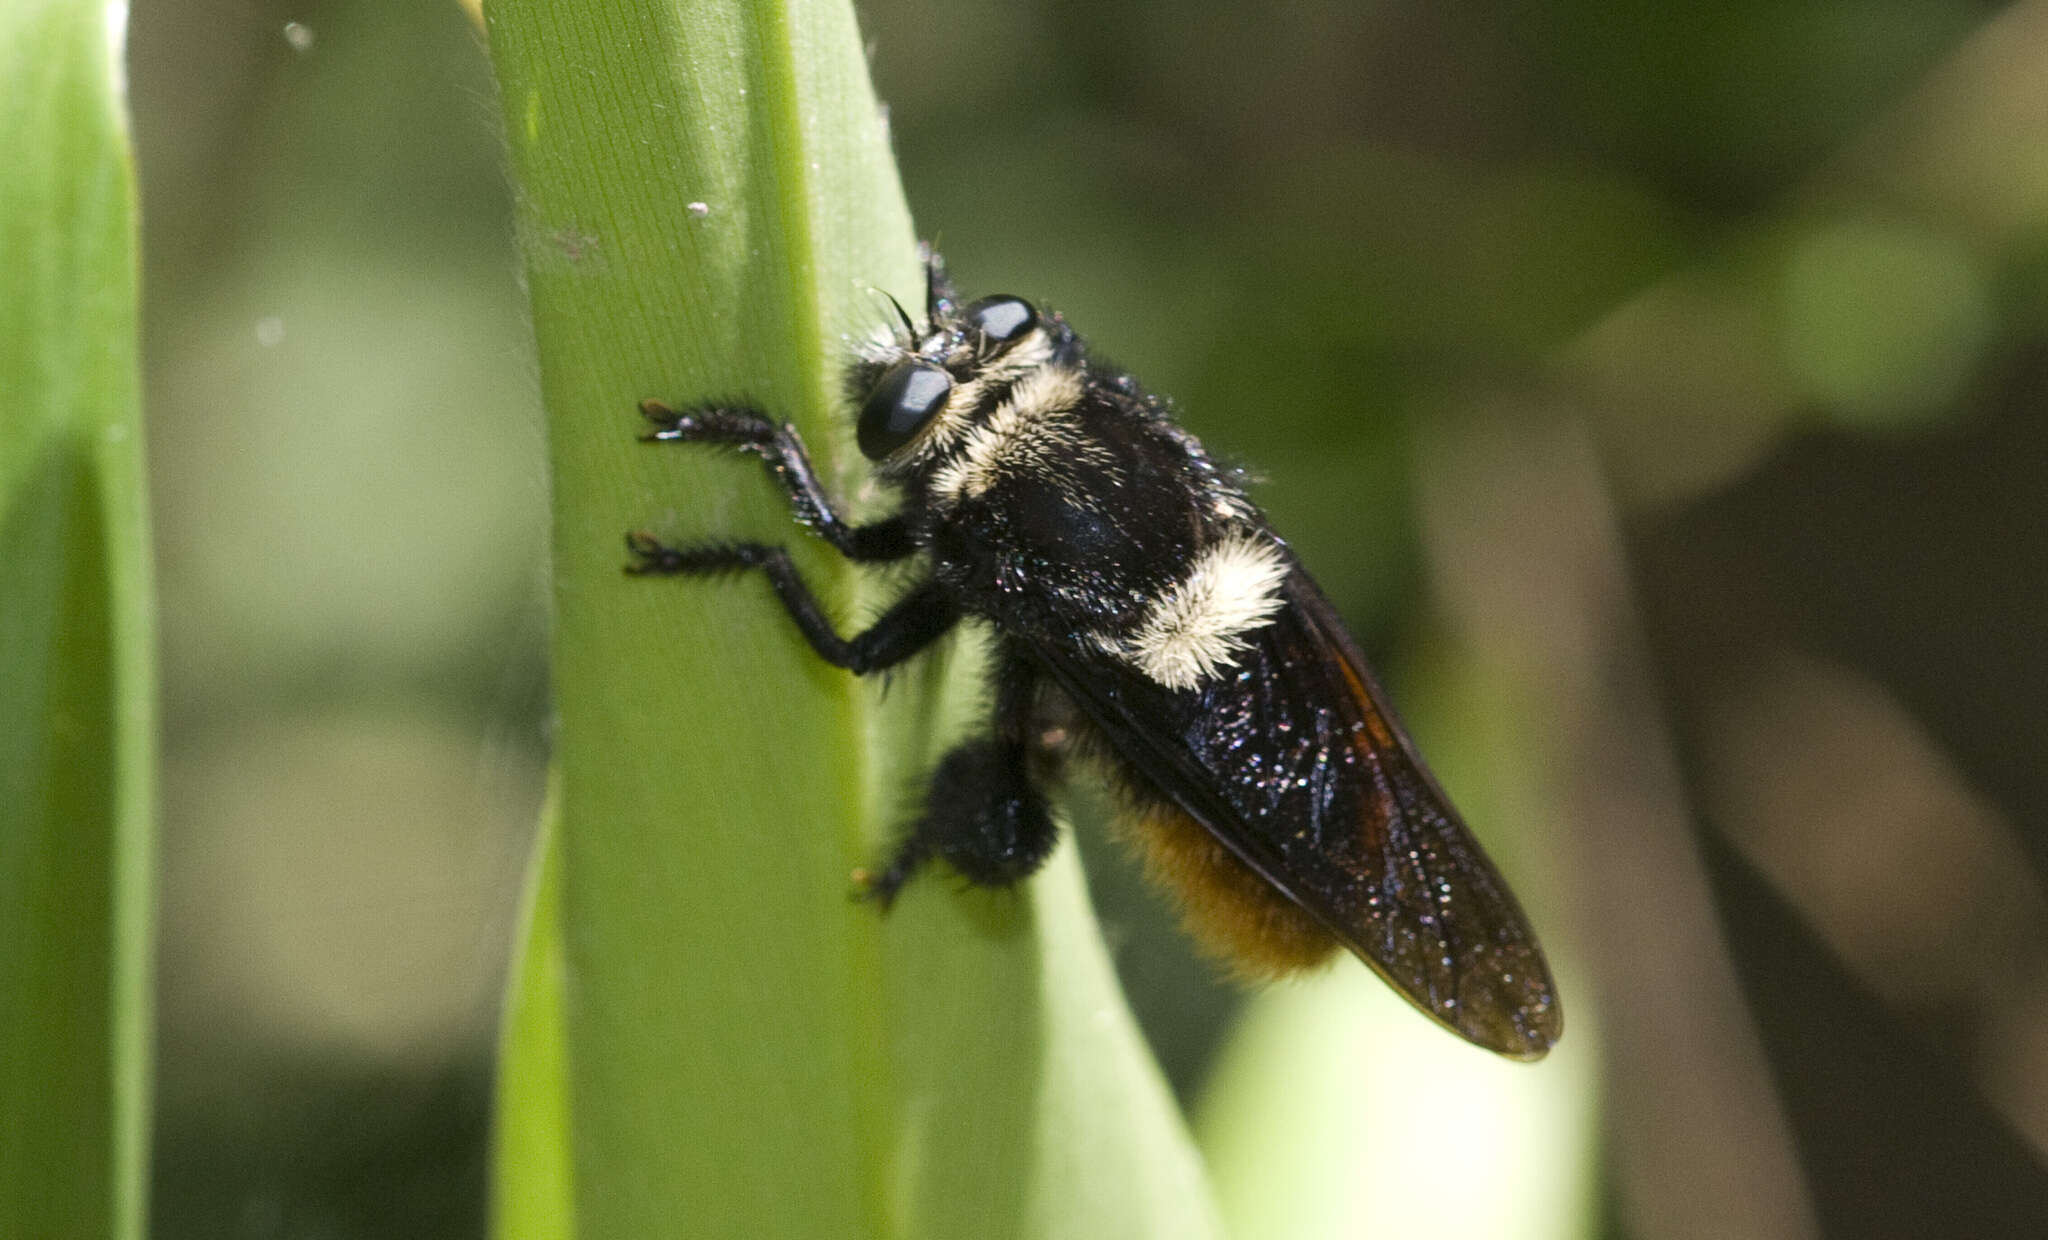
[639,400,914,562]
[626,533,958,675]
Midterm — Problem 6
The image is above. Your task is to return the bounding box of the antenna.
[880,289,918,341]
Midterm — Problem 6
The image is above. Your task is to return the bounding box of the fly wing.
[1034,569,1561,1058]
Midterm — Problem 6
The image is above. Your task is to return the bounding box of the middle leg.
[625,533,958,675]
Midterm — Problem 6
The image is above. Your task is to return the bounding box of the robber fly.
[627,254,1560,1058]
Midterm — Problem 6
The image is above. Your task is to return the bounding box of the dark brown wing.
[1034,569,1561,1059]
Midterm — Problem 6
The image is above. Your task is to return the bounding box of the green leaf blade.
[0,2,155,1236]
[493,788,575,1240]
[483,1,1222,1236]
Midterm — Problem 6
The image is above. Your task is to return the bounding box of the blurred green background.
[131,0,2048,1236]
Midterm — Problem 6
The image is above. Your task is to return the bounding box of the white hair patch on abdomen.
[1117,532,1289,691]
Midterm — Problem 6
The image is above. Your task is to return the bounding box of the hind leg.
[866,649,1056,905]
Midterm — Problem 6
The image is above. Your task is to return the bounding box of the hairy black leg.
[625,533,957,674]
[867,650,1057,906]
[639,400,915,562]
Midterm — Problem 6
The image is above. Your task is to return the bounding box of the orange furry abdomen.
[1117,803,1338,977]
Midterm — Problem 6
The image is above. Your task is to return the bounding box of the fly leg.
[865,648,1058,905]
[638,400,914,562]
[625,534,957,675]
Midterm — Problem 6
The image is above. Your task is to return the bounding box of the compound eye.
[857,361,954,459]
[963,295,1038,349]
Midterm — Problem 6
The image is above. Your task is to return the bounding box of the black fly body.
[627,253,1561,1059]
